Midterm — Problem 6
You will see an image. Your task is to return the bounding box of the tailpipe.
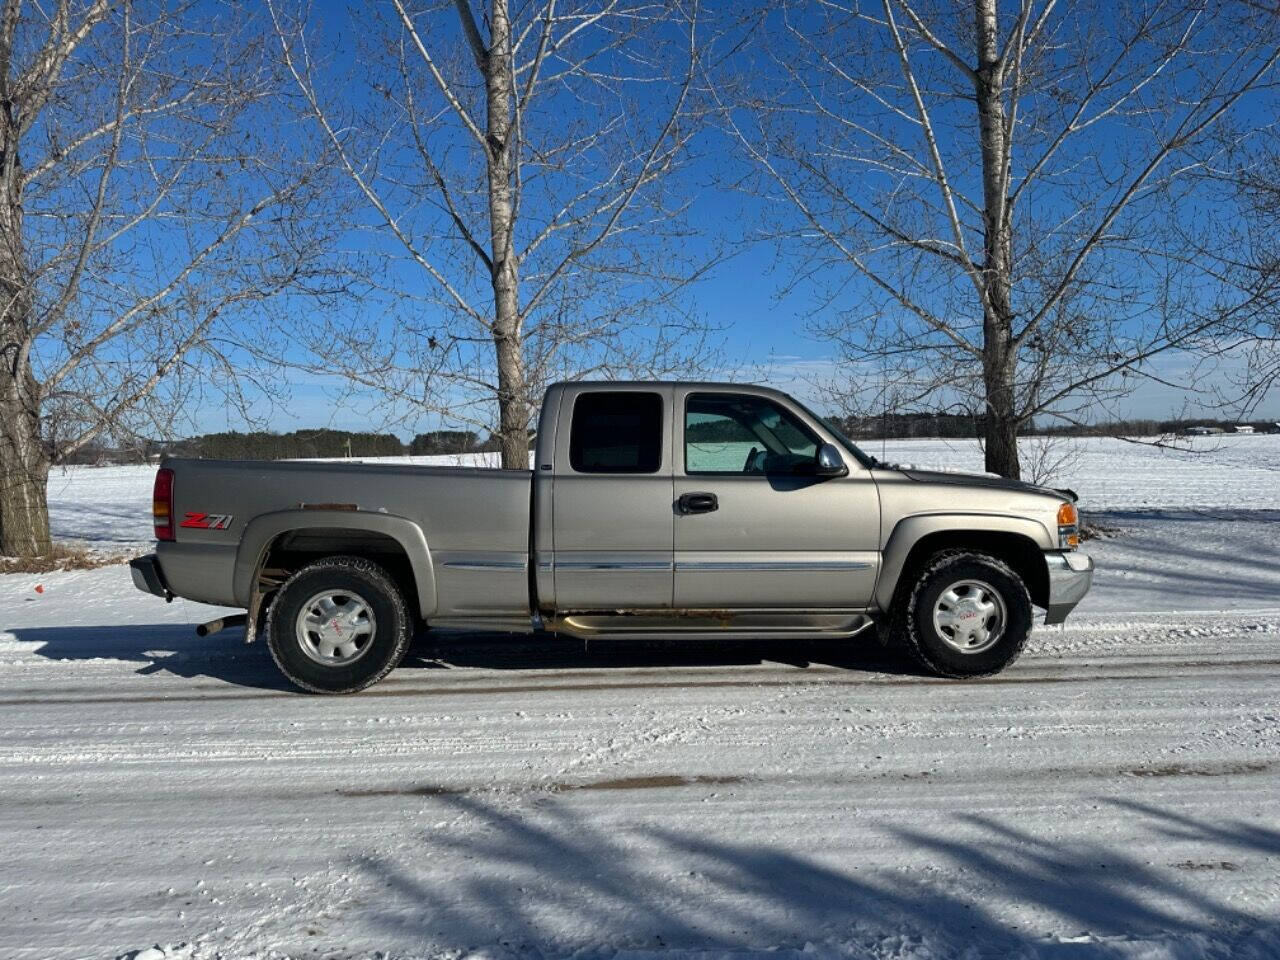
[196,614,248,637]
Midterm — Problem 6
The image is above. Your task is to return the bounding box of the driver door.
[672,388,880,609]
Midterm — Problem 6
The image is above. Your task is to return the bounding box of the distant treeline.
[833,412,985,440]
[833,412,1278,440]
[67,428,511,464]
[1032,417,1278,437]
[62,412,1280,466]
[163,429,406,460]
[162,428,511,460]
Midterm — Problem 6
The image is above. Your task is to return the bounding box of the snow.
[3,437,1280,960]
[857,432,1280,511]
[42,435,1280,555]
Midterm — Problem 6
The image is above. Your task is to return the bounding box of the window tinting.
[685,393,819,475]
[569,391,663,473]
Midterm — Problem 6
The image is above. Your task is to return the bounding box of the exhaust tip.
[196,614,248,637]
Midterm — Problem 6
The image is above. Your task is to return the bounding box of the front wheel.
[895,550,1032,678]
[266,556,411,693]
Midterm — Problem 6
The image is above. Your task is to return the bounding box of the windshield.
[789,397,879,469]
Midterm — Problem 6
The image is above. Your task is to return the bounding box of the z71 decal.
[180,512,234,530]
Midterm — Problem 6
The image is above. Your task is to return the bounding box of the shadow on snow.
[340,790,1280,958]
[9,623,924,690]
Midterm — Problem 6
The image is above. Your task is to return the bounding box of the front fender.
[233,509,438,617]
[874,512,1054,611]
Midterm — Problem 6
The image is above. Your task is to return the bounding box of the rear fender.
[233,509,437,617]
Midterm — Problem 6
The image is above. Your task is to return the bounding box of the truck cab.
[533,381,883,640]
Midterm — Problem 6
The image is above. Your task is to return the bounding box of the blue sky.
[191,1,1280,438]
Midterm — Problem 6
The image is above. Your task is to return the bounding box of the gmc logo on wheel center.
[180,512,234,530]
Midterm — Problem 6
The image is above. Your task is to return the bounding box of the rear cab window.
[569,391,664,474]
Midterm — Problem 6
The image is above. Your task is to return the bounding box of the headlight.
[1057,501,1079,550]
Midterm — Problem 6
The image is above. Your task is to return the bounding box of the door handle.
[678,491,718,514]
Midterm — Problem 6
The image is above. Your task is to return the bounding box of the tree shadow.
[1105,796,1280,857]
[1085,510,1280,607]
[341,790,1279,958]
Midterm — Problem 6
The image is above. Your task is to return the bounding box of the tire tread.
[893,549,1031,679]
[266,555,411,694]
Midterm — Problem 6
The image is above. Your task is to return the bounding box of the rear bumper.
[129,554,172,600]
[1043,551,1093,625]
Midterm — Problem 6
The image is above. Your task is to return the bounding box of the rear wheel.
[895,550,1032,678]
[266,556,411,693]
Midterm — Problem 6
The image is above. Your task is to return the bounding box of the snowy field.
[39,433,1280,551]
[3,435,1280,959]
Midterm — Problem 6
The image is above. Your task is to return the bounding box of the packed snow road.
[2,511,1280,959]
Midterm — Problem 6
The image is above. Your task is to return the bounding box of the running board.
[548,610,877,641]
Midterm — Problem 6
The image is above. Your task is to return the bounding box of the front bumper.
[129,554,172,600]
[1043,551,1093,625]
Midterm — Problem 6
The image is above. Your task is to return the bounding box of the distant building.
[1185,425,1223,436]
[1234,425,1255,434]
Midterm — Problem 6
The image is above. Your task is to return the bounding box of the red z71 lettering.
[180,512,233,530]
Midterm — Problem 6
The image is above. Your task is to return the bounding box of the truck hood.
[885,464,1077,503]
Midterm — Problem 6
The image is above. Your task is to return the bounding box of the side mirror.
[814,442,848,477]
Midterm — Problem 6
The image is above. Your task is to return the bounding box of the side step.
[548,610,877,641]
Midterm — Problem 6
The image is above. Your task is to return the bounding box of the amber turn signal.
[1057,501,1079,549]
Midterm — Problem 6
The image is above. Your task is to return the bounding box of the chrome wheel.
[295,590,377,666]
[932,579,1006,654]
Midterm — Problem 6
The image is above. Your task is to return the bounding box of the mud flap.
[245,585,268,644]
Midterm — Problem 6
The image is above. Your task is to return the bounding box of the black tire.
[894,550,1032,678]
[266,556,411,694]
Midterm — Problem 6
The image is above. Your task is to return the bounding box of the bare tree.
[724,0,1280,478]
[0,0,330,557]
[1201,125,1280,417]
[269,0,716,467]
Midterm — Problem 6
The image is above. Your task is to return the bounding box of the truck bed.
[158,458,533,617]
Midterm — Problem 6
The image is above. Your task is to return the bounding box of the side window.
[569,391,663,474]
[685,393,819,475]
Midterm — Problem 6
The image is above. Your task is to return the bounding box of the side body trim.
[676,559,872,572]
[554,559,674,571]
[440,558,527,571]
[541,556,873,573]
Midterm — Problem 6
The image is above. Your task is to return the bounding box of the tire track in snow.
[2,651,1276,709]
[537,675,824,788]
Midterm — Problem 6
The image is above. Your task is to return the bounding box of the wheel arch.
[876,515,1052,613]
[233,510,437,619]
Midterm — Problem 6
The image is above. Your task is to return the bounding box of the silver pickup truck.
[130,381,1093,692]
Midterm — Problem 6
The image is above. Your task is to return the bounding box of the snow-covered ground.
[3,436,1280,960]
[41,434,1280,552]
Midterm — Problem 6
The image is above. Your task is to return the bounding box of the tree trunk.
[982,353,1020,480]
[0,63,52,556]
[974,0,1021,479]
[0,408,51,557]
[483,0,529,469]
[493,322,527,467]
[0,276,51,557]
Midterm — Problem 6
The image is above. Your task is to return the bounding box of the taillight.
[153,468,174,541]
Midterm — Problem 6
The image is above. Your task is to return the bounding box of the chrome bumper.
[1043,551,1093,625]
